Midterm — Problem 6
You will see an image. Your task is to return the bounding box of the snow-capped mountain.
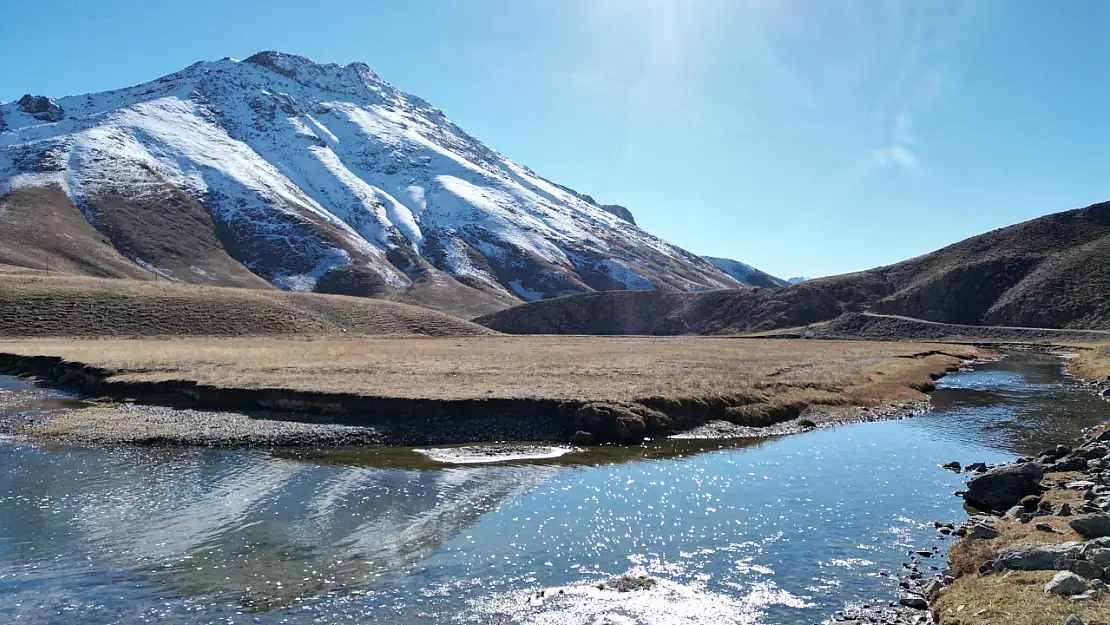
[0,51,760,316]
[703,256,786,288]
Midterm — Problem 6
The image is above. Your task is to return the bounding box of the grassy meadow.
[0,336,984,408]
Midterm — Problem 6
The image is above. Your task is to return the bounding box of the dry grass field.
[933,569,1109,625]
[0,336,982,405]
[1068,343,1110,381]
[0,268,493,338]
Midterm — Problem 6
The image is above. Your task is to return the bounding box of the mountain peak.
[243,50,308,78]
[237,50,395,102]
[0,53,763,318]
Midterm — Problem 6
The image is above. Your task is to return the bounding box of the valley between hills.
[3,50,1110,625]
[2,50,1108,460]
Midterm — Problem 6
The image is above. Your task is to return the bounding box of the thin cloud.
[871,145,919,172]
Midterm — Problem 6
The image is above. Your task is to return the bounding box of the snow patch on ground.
[599,259,655,290]
[133,258,181,281]
[509,280,546,301]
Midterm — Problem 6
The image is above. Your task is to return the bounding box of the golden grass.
[991,518,1085,546]
[1068,344,1110,382]
[0,337,984,404]
[947,539,1002,579]
[1037,488,1086,511]
[0,270,493,338]
[934,571,1108,625]
[944,516,1083,579]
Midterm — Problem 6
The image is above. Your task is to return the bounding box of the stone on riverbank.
[1070,514,1110,539]
[898,594,928,610]
[1037,522,1062,534]
[920,578,944,600]
[1088,547,1110,568]
[964,461,1044,511]
[958,516,1000,540]
[1058,558,1104,581]
[1045,571,1090,596]
[997,542,1082,570]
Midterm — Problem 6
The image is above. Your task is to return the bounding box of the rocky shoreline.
[844,436,1110,623]
[822,356,1110,625]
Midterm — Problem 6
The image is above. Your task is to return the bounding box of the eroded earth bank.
[0,337,983,446]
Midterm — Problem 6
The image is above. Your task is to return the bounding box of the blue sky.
[2,0,1107,279]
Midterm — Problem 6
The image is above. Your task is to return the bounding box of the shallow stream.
[1,354,1107,624]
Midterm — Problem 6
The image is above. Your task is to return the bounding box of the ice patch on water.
[413,444,577,465]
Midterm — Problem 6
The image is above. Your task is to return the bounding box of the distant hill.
[0,267,494,338]
[703,257,787,288]
[478,200,1110,334]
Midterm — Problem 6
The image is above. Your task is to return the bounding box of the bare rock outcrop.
[17,94,65,122]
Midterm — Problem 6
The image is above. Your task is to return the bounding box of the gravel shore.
[8,403,383,446]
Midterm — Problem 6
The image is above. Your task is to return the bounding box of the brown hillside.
[0,268,493,337]
[81,180,278,290]
[478,200,1110,334]
[0,186,157,281]
[0,184,512,319]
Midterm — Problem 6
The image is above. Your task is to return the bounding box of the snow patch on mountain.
[704,256,787,288]
[273,248,352,291]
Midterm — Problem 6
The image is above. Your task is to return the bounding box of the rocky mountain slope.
[0,51,769,318]
[703,256,787,288]
[479,200,1110,334]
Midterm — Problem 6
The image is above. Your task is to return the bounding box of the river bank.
[1,353,1104,624]
[843,351,1110,625]
[0,337,984,446]
[931,423,1109,625]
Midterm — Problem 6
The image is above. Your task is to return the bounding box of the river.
[0,353,1106,624]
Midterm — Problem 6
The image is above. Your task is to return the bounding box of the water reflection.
[0,352,1106,624]
[924,353,1108,455]
[0,443,558,615]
